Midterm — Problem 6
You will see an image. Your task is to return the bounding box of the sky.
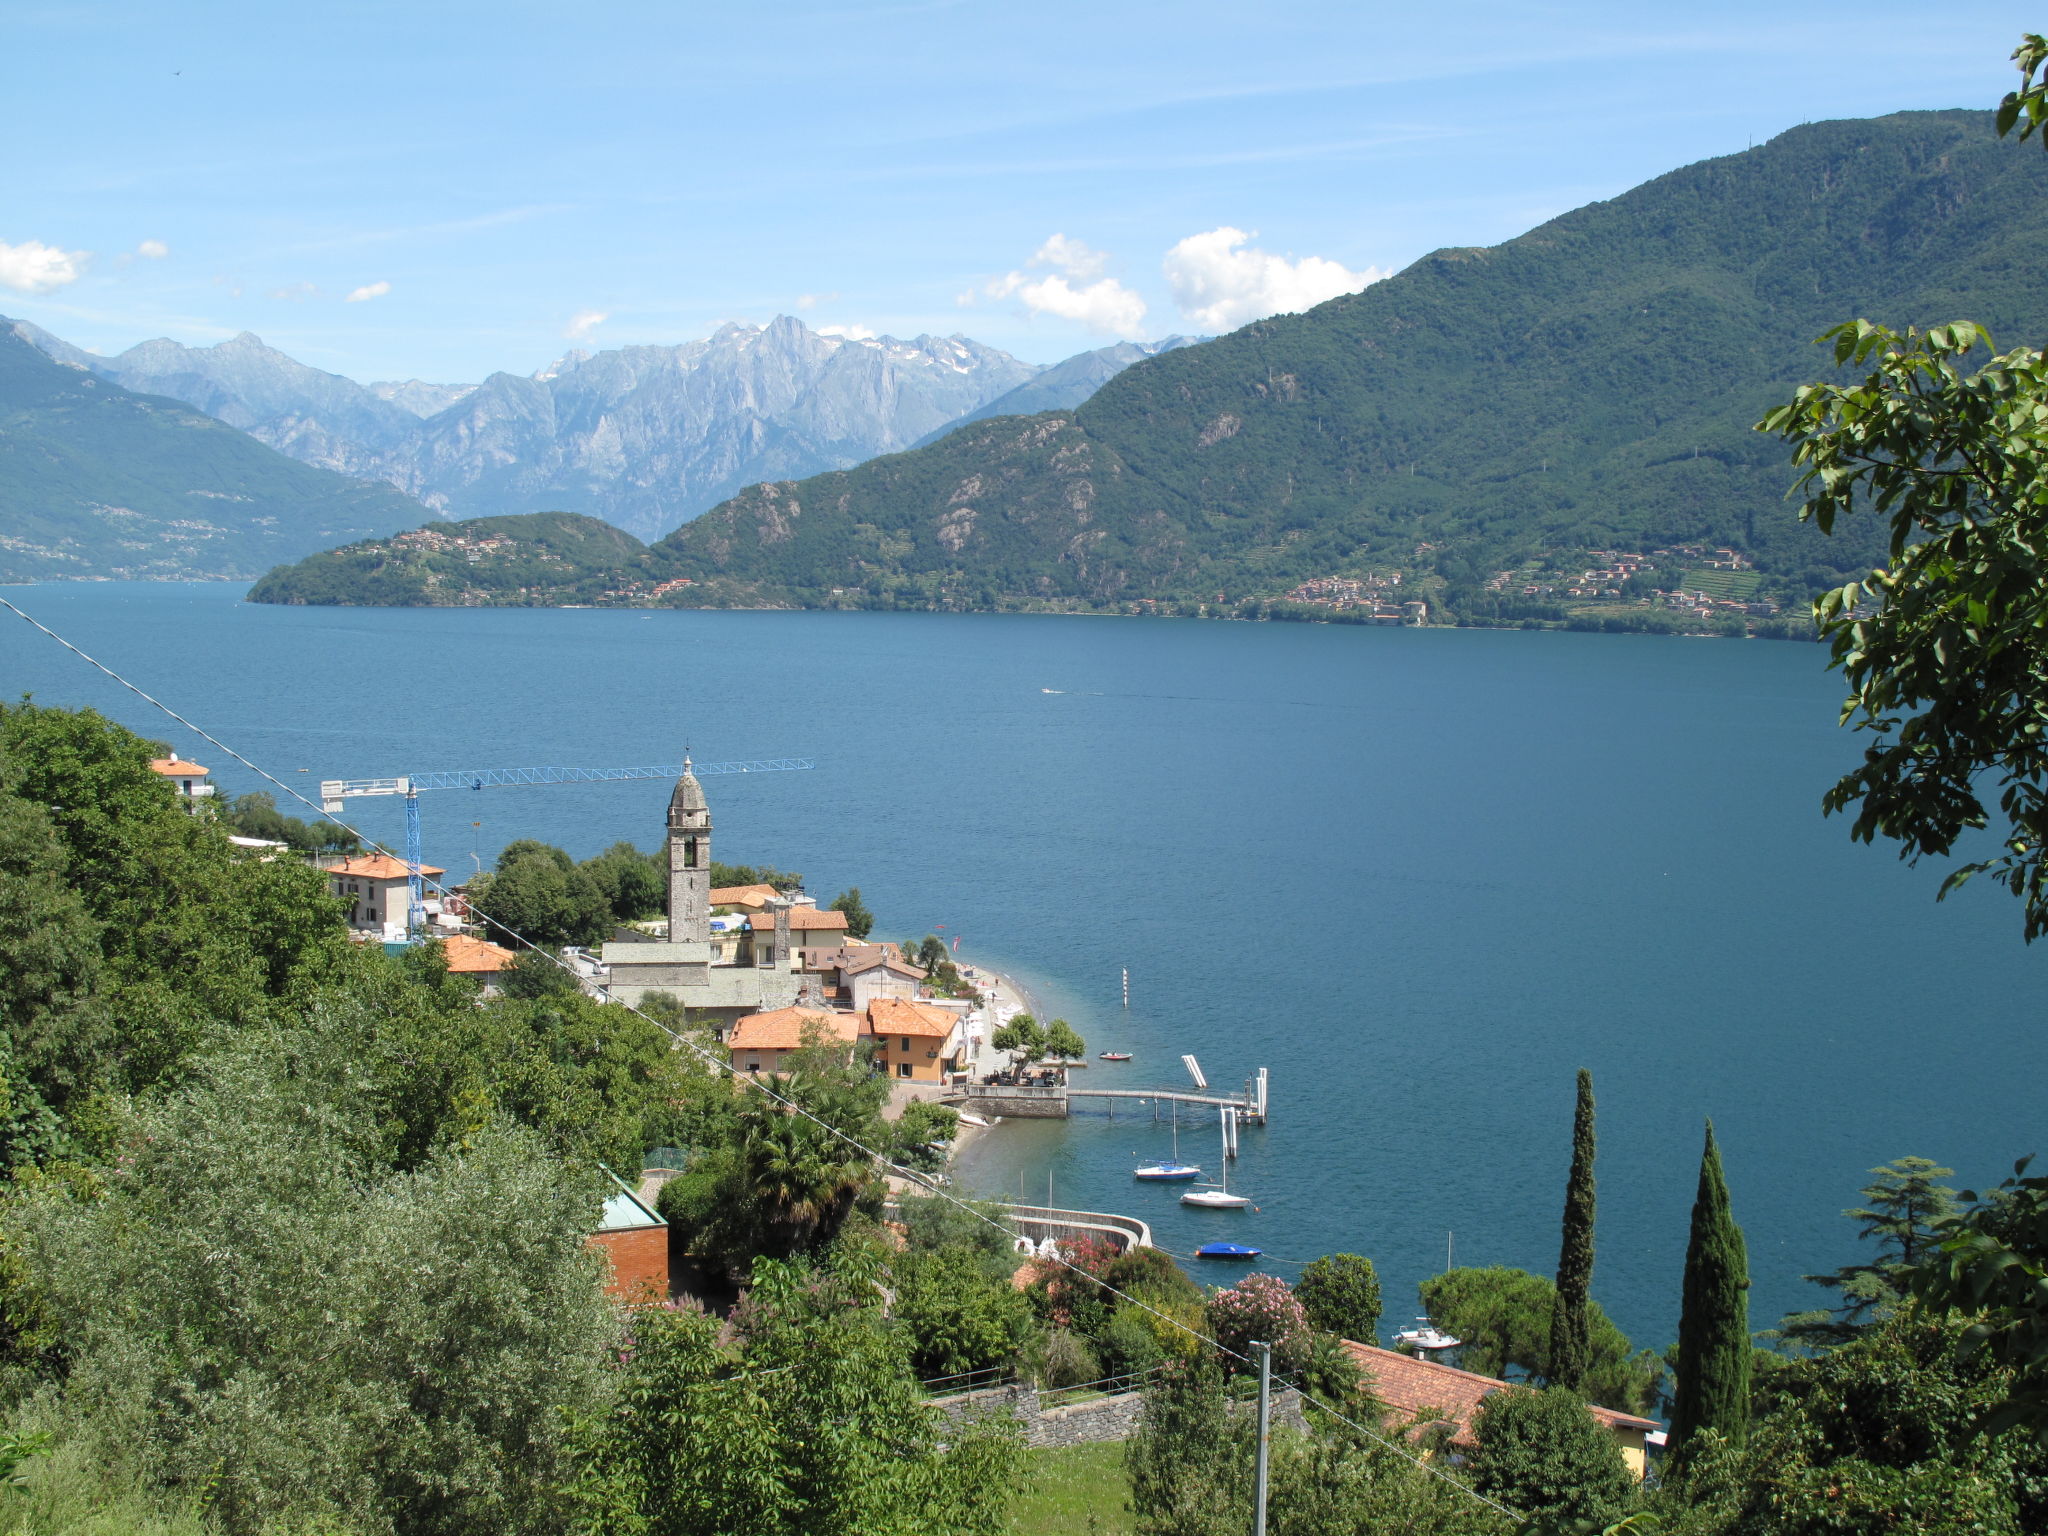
[2,2,2038,382]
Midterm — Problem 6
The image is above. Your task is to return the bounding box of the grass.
[1007,1440,1134,1536]
[1679,567,1763,599]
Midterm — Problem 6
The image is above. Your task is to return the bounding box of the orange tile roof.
[866,996,959,1039]
[746,907,850,932]
[809,946,926,979]
[709,884,780,908]
[1341,1342,1657,1445]
[726,1007,864,1052]
[148,757,208,776]
[442,935,518,974]
[327,853,446,880]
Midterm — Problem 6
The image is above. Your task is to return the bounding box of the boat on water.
[1195,1242,1261,1260]
[1099,1051,1132,1061]
[1135,1099,1200,1181]
[1182,1109,1252,1208]
[1392,1318,1462,1353]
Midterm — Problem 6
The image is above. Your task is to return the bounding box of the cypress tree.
[1670,1120,1751,1452]
[1548,1068,1596,1391]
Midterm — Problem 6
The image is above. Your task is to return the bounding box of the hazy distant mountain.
[0,322,431,582]
[12,317,1204,542]
[909,336,1208,447]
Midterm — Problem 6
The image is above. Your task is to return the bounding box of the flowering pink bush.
[1205,1272,1309,1374]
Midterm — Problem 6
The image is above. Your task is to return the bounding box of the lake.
[5,580,2042,1357]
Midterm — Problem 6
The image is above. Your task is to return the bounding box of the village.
[140,748,1665,1480]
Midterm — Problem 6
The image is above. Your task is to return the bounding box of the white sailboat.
[1134,1098,1201,1181]
[1181,1109,1251,1208]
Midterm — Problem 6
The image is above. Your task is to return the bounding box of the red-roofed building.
[441,935,518,994]
[588,1167,669,1304]
[1341,1341,1658,1480]
[327,853,445,936]
[865,996,965,1082]
[726,1006,867,1075]
[148,757,214,812]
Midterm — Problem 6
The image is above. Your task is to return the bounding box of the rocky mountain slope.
[638,111,2045,615]
[0,325,432,583]
[908,336,1207,447]
[15,317,1192,544]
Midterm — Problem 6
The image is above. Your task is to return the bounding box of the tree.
[499,946,583,1000]
[890,1097,959,1174]
[890,1246,1029,1378]
[1419,1268,1659,1415]
[915,934,948,972]
[1783,1157,1957,1350]
[1042,1018,1085,1060]
[1657,1313,2048,1535]
[1467,1386,1635,1526]
[828,887,874,940]
[572,1250,1023,1536]
[1672,1121,1752,1453]
[497,837,572,873]
[1549,1069,1597,1392]
[1755,38,2048,938]
[1206,1272,1310,1377]
[11,1021,616,1536]
[1296,1254,1383,1344]
[480,855,613,947]
[1126,1355,1256,1536]
[990,1014,1045,1067]
[583,841,664,920]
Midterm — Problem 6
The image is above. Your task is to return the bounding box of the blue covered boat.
[1195,1242,1261,1260]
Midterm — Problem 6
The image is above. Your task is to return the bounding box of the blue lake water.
[5,580,2043,1357]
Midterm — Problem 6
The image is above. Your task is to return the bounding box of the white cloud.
[0,239,89,295]
[268,282,319,301]
[136,239,169,260]
[1030,233,1108,280]
[985,232,1147,338]
[1162,227,1386,330]
[817,322,877,340]
[563,308,607,340]
[796,291,838,310]
[344,280,391,303]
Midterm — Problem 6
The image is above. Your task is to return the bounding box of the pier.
[951,1067,1268,1124]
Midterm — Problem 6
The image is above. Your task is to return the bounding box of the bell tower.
[666,758,712,943]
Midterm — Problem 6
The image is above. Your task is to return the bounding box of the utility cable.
[0,593,1524,1523]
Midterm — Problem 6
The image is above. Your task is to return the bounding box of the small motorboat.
[1099,1051,1133,1061]
[1195,1242,1261,1260]
[1393,1318,1462,1353]
[1135,1162,1202,1181]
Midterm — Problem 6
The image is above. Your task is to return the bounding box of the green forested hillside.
[0,326,431,582]
[247,511,656,605]
[653,110,2048,614]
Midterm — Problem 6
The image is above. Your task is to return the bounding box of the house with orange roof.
[441,934,519,995]
[327,852,446,938]
[865,996,965,1083]
[725,1006,868,1075]
[708,883,781,912]
[148,757,214,812]
[1340,1341,1659,1480]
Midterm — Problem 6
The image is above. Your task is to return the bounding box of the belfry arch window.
[683,838,699,869]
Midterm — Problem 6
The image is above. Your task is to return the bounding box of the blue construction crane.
[319,757,815,937]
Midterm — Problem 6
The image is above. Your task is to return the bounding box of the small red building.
[588,1167,669,1304]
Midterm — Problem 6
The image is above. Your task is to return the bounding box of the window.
[683,838,698,869]
[897,1062,912,1077]
[900,1037,910,1051]
[747,1061,761,1074]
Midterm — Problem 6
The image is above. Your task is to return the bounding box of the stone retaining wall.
[934,1382,1305,1449]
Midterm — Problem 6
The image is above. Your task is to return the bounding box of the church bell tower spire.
[666,755,711,943]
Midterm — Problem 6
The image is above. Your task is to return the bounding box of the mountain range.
[246,110,2048,622]
[10,317,1204,546]
[0,325,429,583]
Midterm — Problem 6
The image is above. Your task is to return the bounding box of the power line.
[0,593,1523,1523]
